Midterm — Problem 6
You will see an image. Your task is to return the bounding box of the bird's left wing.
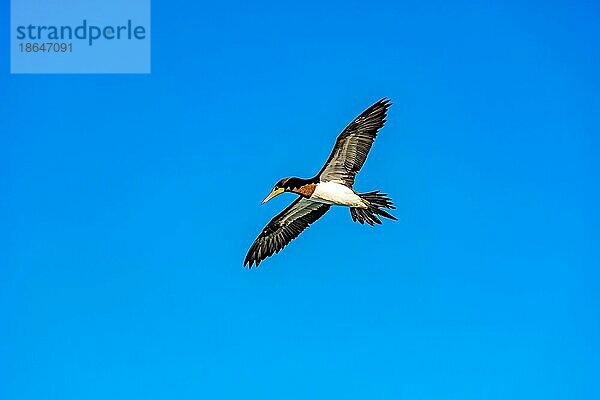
[317,98,391,186]
[244,198,330,268]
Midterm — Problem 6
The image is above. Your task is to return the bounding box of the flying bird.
[244,98,396,268]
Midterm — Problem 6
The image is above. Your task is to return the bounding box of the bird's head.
[261,178,293,204]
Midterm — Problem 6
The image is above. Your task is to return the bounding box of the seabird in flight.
[244,98,396,268]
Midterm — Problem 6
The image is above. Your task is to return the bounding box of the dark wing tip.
[244,256,261,269]
[377,98,392,117]
[359,98,392,125]
[244,235,272,269]
[244,244,259,268]
[374,98,393,111]
[377,97,392,106]
[358,98,392,117]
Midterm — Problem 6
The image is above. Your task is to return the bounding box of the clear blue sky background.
[1,1,599,399]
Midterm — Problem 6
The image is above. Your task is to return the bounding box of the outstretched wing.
[244,198,330,268]
[318,98,391,186]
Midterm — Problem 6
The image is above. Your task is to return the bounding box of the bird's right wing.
[244,198,330,268]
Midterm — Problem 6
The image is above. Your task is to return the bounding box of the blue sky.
[1,1,599,399]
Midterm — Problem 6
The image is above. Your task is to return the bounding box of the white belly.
[311,182,366,207]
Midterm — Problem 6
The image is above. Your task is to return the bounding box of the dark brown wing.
[318,98,391,186]
[244,198,330,268]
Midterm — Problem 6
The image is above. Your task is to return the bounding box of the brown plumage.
[292,183,317,197]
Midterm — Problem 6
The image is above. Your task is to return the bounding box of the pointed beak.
[261,187,284,205]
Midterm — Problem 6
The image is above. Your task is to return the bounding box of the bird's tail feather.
[350,191,397,226]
